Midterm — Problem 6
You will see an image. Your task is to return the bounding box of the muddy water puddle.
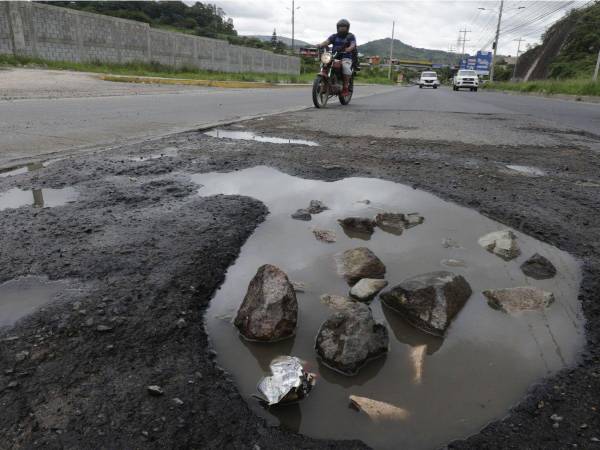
[0,277,70,328]
[204,129,319,146]
[192,166,583,450]
[0,187,78,211]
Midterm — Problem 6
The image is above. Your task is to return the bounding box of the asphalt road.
[1,69,599,168]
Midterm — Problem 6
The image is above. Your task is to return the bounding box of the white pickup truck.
[419,71,439,89]
[453,70,479,91]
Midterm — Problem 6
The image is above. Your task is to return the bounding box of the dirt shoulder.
[0,103,599,448]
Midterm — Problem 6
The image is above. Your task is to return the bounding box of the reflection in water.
[32,189,44,208]
[204,129,319,147]
[0,187,78,211]
[269,402,302,433]
[195,166,584,450]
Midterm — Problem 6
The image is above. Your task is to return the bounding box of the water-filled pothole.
[0,187,78,211]
[192,166,583,450]
[0,277,70,328]
[0,161,47,178]
[204,129,319,146]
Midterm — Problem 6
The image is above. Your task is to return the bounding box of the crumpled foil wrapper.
[256,356,316,406]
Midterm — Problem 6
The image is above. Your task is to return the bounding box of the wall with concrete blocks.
[0,2,300,75]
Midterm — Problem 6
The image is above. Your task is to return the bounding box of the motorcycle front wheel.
[339,77,354,105]
[312,75,329,108]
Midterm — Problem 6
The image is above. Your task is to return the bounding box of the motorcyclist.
[317,19,356,97]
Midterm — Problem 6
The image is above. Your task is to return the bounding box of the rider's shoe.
[341,88,350,97]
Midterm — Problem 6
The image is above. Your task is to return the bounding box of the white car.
[453,70,479,91]
[419,71,439,89]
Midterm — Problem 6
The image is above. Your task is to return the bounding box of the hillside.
[249,35,312,48]
[359,38,458,64]
[516,1,600,80]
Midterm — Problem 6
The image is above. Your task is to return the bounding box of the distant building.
[366,55,381,65]
[299,47,319,59]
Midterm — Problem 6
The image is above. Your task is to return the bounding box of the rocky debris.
[338,217,376,237]
[256,356,316,406]
[234,264,298,341]
[96,325,113,332]
[175,318,187,329]
[334,247,386,285]
[7,381,19,389]
[441,258,466,268]
[381,271,472,337]
[520,253,557,279]
[315,302,388,375]
[307,200,329,214]
[146,385,164,396]
[478,230,521,260]
[291,209,311,221]
[291,280,307,293]
[483,286,555,313]
[374,212,405,235]
[15,351,29,362]
[320,294,354,310]
[349,395,409,422]
[442,238,462,249]
[312,228,336,243]
[404,213,424,228]
[349,278,388,302]
[172,397,184,406]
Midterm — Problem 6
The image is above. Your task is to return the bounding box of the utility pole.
[512,38,524,80]
[490,0,504,82]
[388,21,395,80]
[288,0,300,52]
[459,29,471,57]
[594,48,600,82]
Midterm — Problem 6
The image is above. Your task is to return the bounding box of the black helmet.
[337,19,350,30]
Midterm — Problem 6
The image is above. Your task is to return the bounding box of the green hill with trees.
[358,38,459,64]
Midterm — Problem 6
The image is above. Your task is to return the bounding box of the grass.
[483,77,600,97]
[0,54,394,85]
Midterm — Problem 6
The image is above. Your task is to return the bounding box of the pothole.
[0,276,71,329]
[191,166,583,450]
[204,129,319,146]
[0,187,78,211]
[0,161,46,178]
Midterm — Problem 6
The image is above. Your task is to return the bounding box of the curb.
[482,88,600,104]
[99,74,305,89]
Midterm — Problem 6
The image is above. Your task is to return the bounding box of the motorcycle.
[312,48,356,108]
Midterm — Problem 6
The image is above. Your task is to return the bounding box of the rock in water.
[350,278,388,301]
[404,213,425,228]
[520,254,557,279]
[234,264,298,341]
[315,302,388,375]
[291,209,311,221]
[334,247,386,285]
[380,271,472,337]
[320,294,354,310]
[256,356,316,406]
[312,228,336,243]
[478,230,520,260]
[307,200,328,214]
[349,395,409,422]
[483,286,555,313]
[338,217,376,237]
[374,212,405,235]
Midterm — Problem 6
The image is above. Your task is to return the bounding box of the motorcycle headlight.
[321,52,332,64]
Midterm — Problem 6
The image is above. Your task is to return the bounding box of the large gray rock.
[338,217,376,237]
[234,264,298,341]
[520,254,557,279]
[478,230,520,260]
[350,278,388,301]
[380,271,472,337]
[315,302,388,376]
[334,247,386,285]
[483,286,555,313]
[374,212,405,235]
[307,200,329,214]
[291,209,311,221]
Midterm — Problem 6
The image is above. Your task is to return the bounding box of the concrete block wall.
[0,2,300,75]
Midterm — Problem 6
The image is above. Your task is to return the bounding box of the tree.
[271,29,278,48]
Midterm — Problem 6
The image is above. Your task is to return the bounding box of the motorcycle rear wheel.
[312,76,329,108]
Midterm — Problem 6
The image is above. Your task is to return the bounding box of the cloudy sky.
[210,1,586,56]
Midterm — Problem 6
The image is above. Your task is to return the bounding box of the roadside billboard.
[460,51,492,76]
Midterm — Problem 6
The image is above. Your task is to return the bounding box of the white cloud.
[209,0,585,57]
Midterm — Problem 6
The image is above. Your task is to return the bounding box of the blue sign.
[460,51,492,75]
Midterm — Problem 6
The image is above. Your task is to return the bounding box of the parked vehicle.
[312,48,356,108]
[419,71,439,89]
[453,70,479,91]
